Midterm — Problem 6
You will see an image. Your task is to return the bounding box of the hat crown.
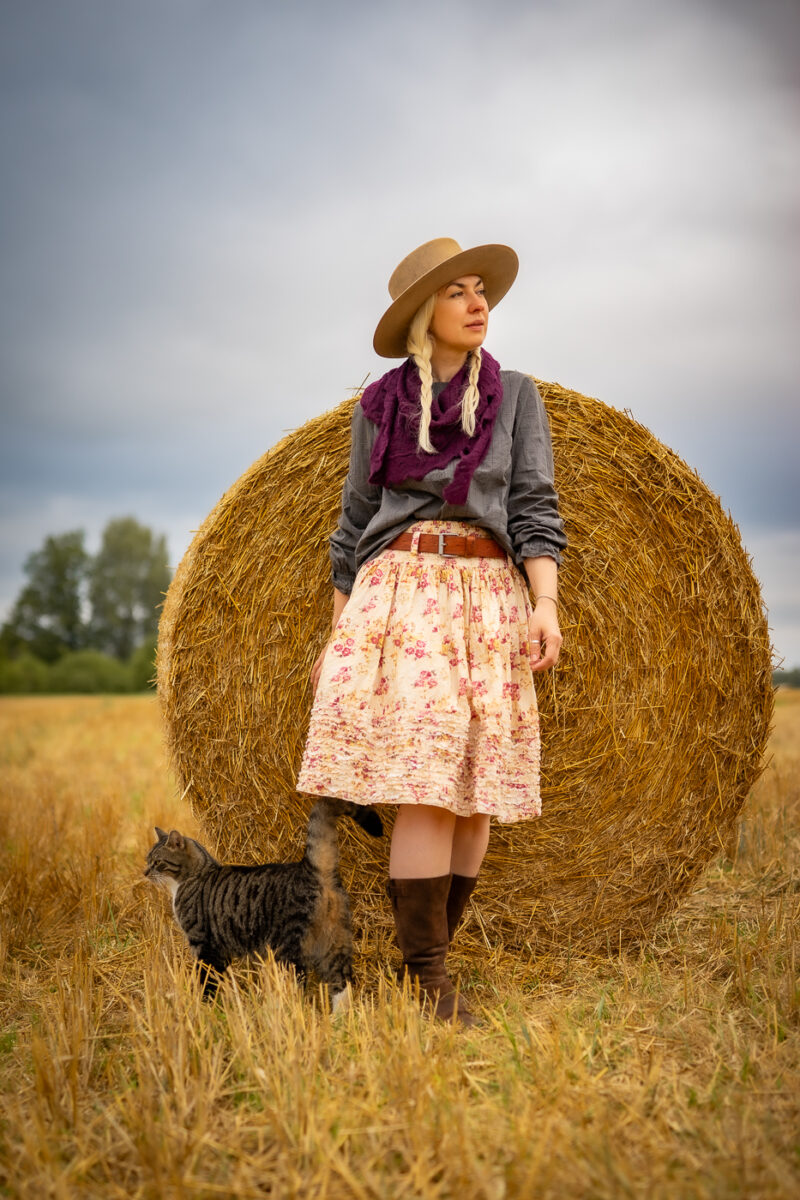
[388,238,464,301]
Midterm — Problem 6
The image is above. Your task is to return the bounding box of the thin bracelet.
[534,594,558,606]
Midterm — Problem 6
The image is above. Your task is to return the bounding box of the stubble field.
[0,692,798,1199]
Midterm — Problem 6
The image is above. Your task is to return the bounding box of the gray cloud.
[2,0,798,660]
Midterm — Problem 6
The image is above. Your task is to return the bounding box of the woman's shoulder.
[350,397,377,448]
[500,367,537,388]
[499,369,540,405]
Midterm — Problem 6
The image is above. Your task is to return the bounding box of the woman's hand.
[310,641,331,697]
[528,599,562,673]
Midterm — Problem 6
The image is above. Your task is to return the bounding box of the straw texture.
[157,381,773,953]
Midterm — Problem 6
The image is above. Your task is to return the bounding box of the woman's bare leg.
[389,804,456,877]
[387,804,477,1024]
[449,813,490,876]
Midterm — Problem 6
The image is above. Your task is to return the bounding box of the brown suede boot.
[446,873,478,942]
[387,875,476,1026]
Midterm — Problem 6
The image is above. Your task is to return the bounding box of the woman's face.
[429,274,488,356]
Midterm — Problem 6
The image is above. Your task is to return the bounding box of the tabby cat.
[144,798,382,1009]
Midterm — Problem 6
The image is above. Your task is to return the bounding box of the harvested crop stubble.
[157,380,773,954]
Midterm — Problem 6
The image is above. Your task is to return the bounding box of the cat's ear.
[166,830,185,850]
[155,826,168,841]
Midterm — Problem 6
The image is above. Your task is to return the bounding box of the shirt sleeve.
[329,403,383,594]
[507,376,567,565]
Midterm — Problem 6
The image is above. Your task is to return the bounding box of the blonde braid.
[460,348,481,437]
[406,295,436,453]
[406,295,484,450]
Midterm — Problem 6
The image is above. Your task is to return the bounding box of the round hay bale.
[157,380,773,954]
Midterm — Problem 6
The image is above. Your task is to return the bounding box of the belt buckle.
[438,532,458,556]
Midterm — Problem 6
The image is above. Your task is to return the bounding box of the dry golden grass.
[1,692,798,1199]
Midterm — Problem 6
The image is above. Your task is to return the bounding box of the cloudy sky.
[2,0,799,663]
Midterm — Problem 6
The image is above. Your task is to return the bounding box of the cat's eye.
[154,859,181,873]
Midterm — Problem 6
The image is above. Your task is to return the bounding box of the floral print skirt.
[296,520,541,823]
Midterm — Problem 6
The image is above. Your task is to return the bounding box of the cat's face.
[144,827,208,888]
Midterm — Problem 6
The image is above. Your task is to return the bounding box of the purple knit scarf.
[359,350,503,505]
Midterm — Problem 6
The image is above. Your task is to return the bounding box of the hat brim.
[372,242,519,358]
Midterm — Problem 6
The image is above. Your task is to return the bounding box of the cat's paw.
[331,984,352,1016]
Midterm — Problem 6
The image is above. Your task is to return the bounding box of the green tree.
[88,518,171,659]
[129,635,158,691]
[0,530,88,662]
[0,650,50,693]
[48,650,132,693]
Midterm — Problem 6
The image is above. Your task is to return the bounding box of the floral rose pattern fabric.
[297,521,541,823]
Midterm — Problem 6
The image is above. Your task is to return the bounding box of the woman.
[297,238,566,1025]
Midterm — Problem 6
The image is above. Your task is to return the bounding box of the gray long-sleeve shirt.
[330,369,566,594]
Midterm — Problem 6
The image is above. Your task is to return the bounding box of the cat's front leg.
[331,984,352,1016]
[192,944,228,1001]
[316,951,354,1016]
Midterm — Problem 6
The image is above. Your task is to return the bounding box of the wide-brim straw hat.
[373,237,519,358]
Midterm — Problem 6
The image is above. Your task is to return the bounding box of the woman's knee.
[392,804,456,847]
[389,804,456,876]
[454,812,490,839]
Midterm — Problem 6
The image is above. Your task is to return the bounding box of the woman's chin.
[446,335,487,355]
[466,329,488,349]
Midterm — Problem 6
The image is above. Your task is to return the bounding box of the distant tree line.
[0,517,171,693]
[773,668,800,689]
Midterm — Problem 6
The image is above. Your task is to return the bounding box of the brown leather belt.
[387,530,507,559]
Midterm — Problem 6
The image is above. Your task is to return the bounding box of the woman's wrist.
[522,556,558,608]
[332,587,349,629]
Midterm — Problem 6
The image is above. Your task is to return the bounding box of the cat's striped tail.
[303,798,383,878]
